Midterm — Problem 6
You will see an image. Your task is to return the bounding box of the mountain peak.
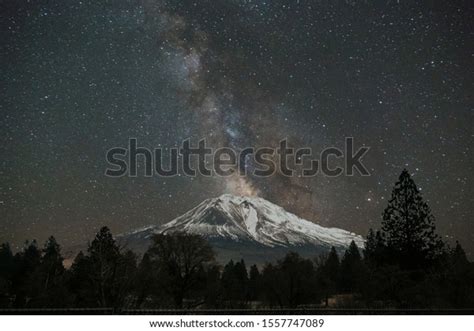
[160,194,364,249]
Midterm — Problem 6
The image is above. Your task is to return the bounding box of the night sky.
[1,1,472,255]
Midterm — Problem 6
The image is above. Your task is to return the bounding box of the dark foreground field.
[1,308,474,315]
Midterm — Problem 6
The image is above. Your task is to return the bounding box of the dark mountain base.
[119,233,345,266]
[209,238,344,266]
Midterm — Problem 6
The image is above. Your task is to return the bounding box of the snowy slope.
[123,194,364,252]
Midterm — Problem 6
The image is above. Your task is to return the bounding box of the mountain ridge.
[120,194,365,264]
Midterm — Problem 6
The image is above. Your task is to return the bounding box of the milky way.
[1,1,472,255]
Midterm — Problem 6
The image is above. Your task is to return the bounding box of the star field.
[1,1,472,255]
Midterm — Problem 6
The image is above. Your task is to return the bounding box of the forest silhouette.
[1,170,473,312]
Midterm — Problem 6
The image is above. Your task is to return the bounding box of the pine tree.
[135,253,155,308]
[324,247,340,279]
[364,229,386,266]
[88,227,120,262]
[87,226,123,308]
[365,229,377,259]
[31,236,68,307]
[68,251,97,308]
[0,243,14,278]
[234,259,249,304]
[0,243,14,307]
[40,236,65,292]
[381,169,444,268]
[203,264,221,308]
[318,246,340,306]
[221,259,248,307]
[438,241,474,308]
[450,241,469,269]
[221,260,235,303]
[116,250,138,309]
[248,264,261,301]
[12,240,41,308]
[339,241,364,293]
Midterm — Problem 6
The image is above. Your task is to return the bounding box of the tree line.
[0,170,473,310]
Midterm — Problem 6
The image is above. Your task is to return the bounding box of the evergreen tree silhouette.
[68,251,95,308]
[339,241,365,293]
[88,227,121,308]
[221,259,248,307]
[261,263,280,307]
[0,243,14,307]
[221,259,235,304]
[40,237,64,291]
[317,246,340,306]
[12,240,41,308]
[84,226,136,309]
[203,264,221,308]
[1,216,472,311]
[444,241,474,307]
[262,252,318,308]
[381,169,444,269]
[117,250,138,309]
[248,264,261,301]
[31,236,69,307]
[364,229,386,266]
[134,252,156,308]
[234,259,249,303]
[451,241,469,268]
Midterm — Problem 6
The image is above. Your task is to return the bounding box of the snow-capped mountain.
[120,194,364,264]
